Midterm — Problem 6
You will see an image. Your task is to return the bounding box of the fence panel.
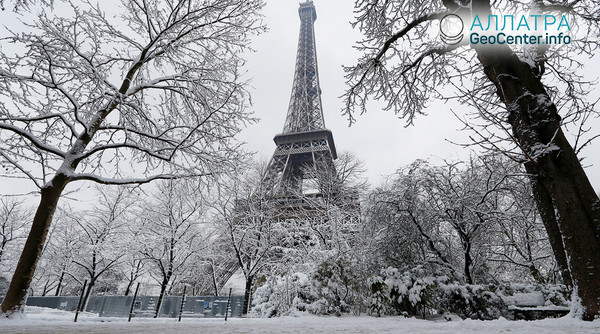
[25,295,247,318]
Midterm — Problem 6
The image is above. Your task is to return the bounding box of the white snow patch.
[0,306,599,333]
[503,292,545,307]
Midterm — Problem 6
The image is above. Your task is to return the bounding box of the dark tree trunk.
[530,177,572,288]
[0,239,7,265]
[211,263,219,296]
[154,276,170,318]
[463,241,473,285]
[242,275,254,315]
[55,271,65,296]
[81,278,96,312]
[1,174,69,315]
[522,134,600,320]
[124,282,132,297]
[471,9,600,317]
[41,280,50,296]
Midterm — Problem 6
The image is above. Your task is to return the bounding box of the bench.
[504,292,570,320]
[508,305,570,320]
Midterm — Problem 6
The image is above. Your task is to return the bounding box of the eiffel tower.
[262,0,337,197]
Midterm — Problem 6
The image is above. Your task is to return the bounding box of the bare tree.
[120,219,146,297]
[0,198,29,271]
[369,161,466,281]
[34,208,79,297]
[138,179,207,318]
[66,186,134,308]
[344,0,600,319]
[363,179,428,271]
[179,244,238,297]
[487,159,556,285]
[368,156,526,285]
[0,198,30,294]
[213,163,292,315]
[177,259,216,296]
[0,0,264,314]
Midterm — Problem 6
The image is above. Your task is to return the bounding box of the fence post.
[128,282,140,322]
[224,288,232,322]
[74,279,88,323]
[178,285,187,322]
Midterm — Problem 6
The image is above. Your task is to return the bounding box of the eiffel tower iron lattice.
[262,0,337,196]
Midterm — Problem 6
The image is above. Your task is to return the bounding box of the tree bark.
[124,282,132,297]
[0,174,69,315]
[242,275,254,315]
[530,176,572,288]
[55,271,65,296]
[473,39,600,320]
[211,263,220,296]
[81,278,96,312]
[154,276,170,318]
[463,240,473,284]
[41,280,50,296]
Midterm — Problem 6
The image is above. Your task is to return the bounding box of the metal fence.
[26,295,246,318]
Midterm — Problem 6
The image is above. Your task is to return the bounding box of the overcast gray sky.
[0,0,598,198]
[240,0,600,191]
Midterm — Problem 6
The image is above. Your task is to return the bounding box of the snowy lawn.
[0,307,599,334]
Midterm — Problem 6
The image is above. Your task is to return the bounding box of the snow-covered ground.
[0,306,599,334]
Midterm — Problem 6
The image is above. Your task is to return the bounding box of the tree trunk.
[55,271,65,296]
[473,37,600,320]
[211,263,220,296]
[124,260,141,296]
[463,241,473,285]
[0,239,7,265]
[1,174,69,315]
[530,176,572,288]
[242,275,254,315]
[154,277,169,318]
[523,134,600,320]
[81,278,96,312]
[124,282,132,297]
[41,280,50,296]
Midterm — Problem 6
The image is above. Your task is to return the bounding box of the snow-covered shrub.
[368,266,509,319]
[369,266,448,317]
[436,284,508,320]
[254,266,569,320]
[252,258,367,317]
[252,276,280,317]
[310,257,367,315]
[252,272,318,317]
[540,284,570,307]
[368,275,388,317]
[436,283,570,320]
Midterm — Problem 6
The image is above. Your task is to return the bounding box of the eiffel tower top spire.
[282,0,326,134]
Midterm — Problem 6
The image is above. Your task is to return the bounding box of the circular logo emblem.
[440,14,464,45]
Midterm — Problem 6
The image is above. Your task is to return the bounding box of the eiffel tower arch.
[262,1,337,198]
